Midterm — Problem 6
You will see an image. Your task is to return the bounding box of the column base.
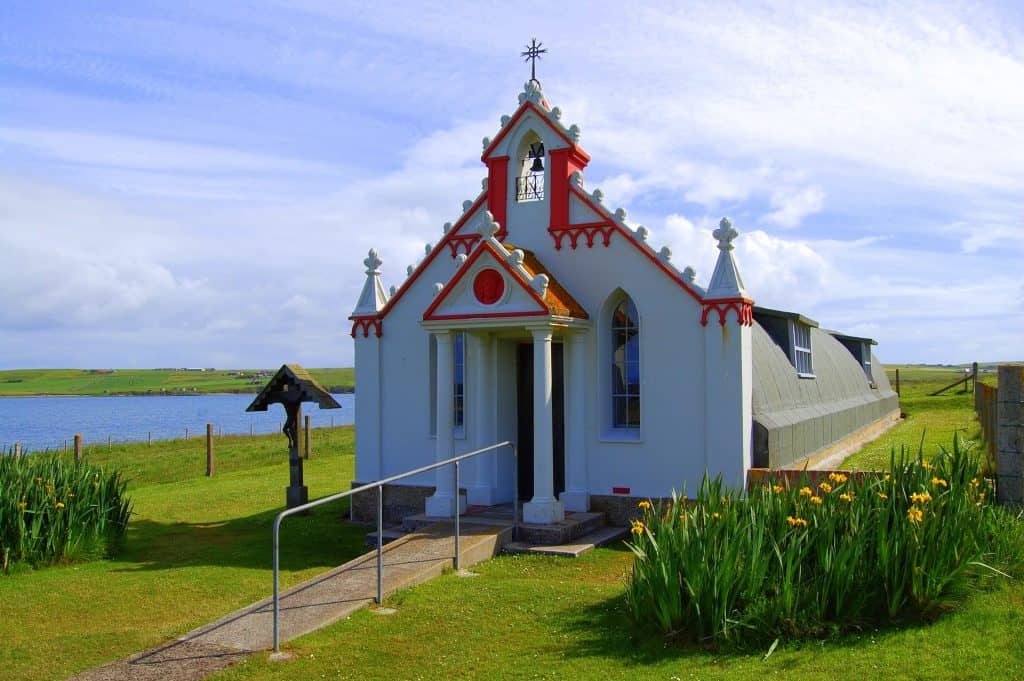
[559,489,589,513]
[466,485,496,507]
[522,498,565,525]
[424,492,467,518]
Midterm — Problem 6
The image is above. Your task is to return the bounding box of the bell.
[530,156,544,172]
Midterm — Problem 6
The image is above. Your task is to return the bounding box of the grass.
[0,426,367,681]
[0,367,354,396]
[840,365,987,470]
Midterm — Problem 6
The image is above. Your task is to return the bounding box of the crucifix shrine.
[246,364,341,509]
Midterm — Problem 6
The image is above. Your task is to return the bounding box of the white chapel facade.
[349,78,898,525]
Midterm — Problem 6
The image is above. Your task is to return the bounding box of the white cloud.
[764,186,825,229]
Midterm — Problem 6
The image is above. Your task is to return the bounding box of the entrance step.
[401,504,608,546]
[363,526,410,547]
[504,525,630,558]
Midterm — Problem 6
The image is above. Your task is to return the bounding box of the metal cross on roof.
[521,38,547,82]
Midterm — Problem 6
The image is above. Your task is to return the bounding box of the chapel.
[349,75,899,526]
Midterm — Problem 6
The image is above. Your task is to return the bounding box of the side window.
[429,332,466,437]
[611,298,641,429]
[791,322,813,377]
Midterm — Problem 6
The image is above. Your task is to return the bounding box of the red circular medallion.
[473,269,505,305]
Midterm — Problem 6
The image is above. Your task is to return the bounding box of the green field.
[3,364,1022,680]
[0,367,354,396]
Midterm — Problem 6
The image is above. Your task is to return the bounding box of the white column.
[560,332,589,511]
[425,331,465,517]
[703,318,753,490]
[468,332,496,505]
[523,328,564,524]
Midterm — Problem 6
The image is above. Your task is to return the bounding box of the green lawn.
[840,365,987,470]
[0,367,354,396]
[0,426,366,681]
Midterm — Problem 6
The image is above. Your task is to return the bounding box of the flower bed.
[1,453,131,570]
[625,439,1022,644]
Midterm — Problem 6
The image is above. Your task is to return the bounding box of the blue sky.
[1,1,1021,368]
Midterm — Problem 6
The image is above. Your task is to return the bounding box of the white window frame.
[790,322,814,378]
[601,295,642,442]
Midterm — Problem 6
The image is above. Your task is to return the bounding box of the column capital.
[433,329,454,344]
[530,327,553,342]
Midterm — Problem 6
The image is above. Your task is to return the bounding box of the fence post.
[13,443,20,458]
[74,434,82,463]
[304,414,311,460]
[206,423,215,477]
[895,368,901,397]
[996,365,1023,505]
[971,362,979,394]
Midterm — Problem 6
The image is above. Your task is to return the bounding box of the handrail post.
[511,443,519,541]
[454,461,461,571]
[272,516,281,652]
[376,485,384,604]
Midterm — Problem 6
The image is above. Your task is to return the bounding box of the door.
[516,342,565,500]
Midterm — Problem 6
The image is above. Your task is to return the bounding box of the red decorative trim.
[700,298,754,327]
[548,147,590,229]
[427,310,548,321]
[446,233,481,256]
[612,486,631,495]
[422,240,551,321]
[377,193,488,321]
[481,101,590,164]
[473,268,505,305]
[548,221,616,250]
[350,317,382,338]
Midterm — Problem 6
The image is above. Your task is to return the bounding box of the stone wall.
[348,482,435,524]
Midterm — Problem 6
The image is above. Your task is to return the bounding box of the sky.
[1,0,1022,369]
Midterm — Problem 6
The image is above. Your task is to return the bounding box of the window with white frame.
[428,332,466,437]
[610,298,641,429]
[791,322,813,377]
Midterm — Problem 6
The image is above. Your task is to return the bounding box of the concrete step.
[402,506,608,546]
[363,526,410,547]
[504,525,629,558]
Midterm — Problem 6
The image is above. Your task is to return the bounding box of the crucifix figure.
[521,38,547,82]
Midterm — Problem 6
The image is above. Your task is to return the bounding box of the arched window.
[515,131,545,202]
[429,332,466,438]
[610,297,640,429]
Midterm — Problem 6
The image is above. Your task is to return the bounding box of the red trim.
[549,221,616,250]
[486,156,509,233]
[612,486,631,495]
[422,240,551,321]
[373,192,489,323]
[481,101,589,163]
[558,186,705,304]
[548,147,590,229]
[349,317,382,338]
[427,310,548,321]
[700,298,754,327]
[446,234,481,256]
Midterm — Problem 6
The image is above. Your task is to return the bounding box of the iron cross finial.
[521,38,547,82]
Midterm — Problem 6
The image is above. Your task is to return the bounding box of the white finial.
[520,79,544,105]
[570,170,583,187]
[432,282,444,297]
[364,248,382,274]
[551,106,562,120]
[389,285,398,297]
[508,249,525,267]
[481,177,488,191]
[682,266,696,283]
[462,200,473,213]
[569,124,580,143]
[455,253,468,266]
[500,114,511,126]
[635,226,649,242]
[592,188,604,203]
[530,273,549,296]
[713,217,738,252]
[443,221,453,234]
[406,265,414,278]
[615,207,628,222]
[482,136,491,150]
[659,246,672,263]
[424,243,433,255]
[478,210,501,237]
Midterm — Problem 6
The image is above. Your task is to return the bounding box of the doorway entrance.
[515,342,565,501]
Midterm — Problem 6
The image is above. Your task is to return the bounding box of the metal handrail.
[272,440,517,651]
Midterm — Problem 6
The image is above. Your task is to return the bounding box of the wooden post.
[996,365,1023,505]
[971,362,979,394]
[107,435,111,450]
[185,427,189,440]
[74,434,82,463]
[13,443,20,458]
[304,414,311,460]
[148,431,152,446]
[895,368,901,397]
[206,423,215,477]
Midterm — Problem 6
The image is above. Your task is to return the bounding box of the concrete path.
[68,521,510,681]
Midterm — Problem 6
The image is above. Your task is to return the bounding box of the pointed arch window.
[515,132,545,202]
[610,298,641,429]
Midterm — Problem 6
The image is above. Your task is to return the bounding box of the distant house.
[349,78,899,525]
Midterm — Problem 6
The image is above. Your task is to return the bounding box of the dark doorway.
[516,342,565,500]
